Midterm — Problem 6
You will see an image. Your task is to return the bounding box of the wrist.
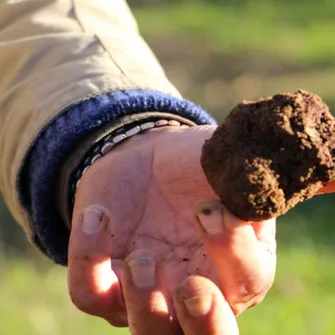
[58,114,195,226]
[113,122,186,151]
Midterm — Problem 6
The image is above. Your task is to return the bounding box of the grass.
[239,246,335,335]
[1,240,335,334]
[132,0,335,116]
[0,259,125,335]
[133,0,335,68]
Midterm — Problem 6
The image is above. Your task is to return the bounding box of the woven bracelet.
[68,118,190,214]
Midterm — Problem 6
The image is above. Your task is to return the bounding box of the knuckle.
[249,292,267,308]
[106,316,128,328]
[68,286,95,314]
[227,266,275,314]
[247,273,274,300]
[69,287,127,327]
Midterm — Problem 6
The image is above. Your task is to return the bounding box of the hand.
[68,125,276,326]
[121,249,239,335]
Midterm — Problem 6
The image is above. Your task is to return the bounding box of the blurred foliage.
[132,0,335,117]
[1,0,335,334]
[1,241,335,335]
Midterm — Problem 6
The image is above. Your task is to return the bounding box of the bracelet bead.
[68,118,188,211]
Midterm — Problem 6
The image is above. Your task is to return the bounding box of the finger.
[174,276,239,335]
[195,200,276,315]
[122,249,180,335]
[68,205,127,326]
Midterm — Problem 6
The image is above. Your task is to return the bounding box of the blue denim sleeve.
[20,89,217,265]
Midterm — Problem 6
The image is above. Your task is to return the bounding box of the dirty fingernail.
[184,295,212,317]
[128,257,156,289]
[178,283,213,317]
[82,206,106,235]
[197,206,224,234]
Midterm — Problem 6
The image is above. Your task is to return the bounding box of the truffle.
[201,90,335,221]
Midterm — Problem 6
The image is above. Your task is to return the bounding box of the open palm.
[69,125,276,326]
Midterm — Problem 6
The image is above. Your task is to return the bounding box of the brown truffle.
[201,90,335,221]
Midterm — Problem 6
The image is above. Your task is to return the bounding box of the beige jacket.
[0,0,181,244]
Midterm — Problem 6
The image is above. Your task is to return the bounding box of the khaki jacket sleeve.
[0,0,180,241]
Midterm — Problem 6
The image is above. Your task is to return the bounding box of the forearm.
[0,0,177,240]
[26,93,216,264]
[0,0,216,264]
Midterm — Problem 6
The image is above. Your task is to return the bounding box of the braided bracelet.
[68,118,189,213]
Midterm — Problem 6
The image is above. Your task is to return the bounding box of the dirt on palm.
[201,90,335,221]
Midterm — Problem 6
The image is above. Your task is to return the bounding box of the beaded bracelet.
[68,118,189,213]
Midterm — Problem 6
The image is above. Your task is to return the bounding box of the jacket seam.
[71,0,134,85]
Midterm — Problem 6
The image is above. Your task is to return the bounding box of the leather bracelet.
[68,117,190,215]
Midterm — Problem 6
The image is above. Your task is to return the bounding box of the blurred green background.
[1,0,335,334]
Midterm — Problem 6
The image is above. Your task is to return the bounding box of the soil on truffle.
[201,90,335,221]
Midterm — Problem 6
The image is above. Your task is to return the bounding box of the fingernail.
[184,295,212,317]
[128,257,156,289]
[197,207,224,234]
[82,206,106,235]
[177,280,213,317]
